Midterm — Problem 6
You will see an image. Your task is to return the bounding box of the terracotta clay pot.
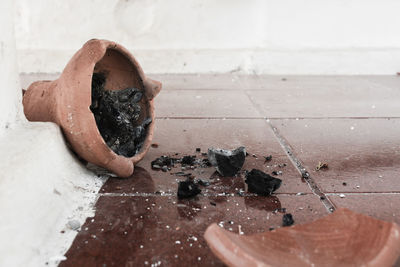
[204,208,400,267]
[23,39,161,177]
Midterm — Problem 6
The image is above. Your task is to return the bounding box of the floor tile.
[60,194,327,267]
[150,73,248,90]
[272,119,400,193]
[246,78,400,117]
[360,75,400,91]
[155,90,261,118]
[329,193,400,224]
[101,119,311,195]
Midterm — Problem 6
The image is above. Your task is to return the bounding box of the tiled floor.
[20,74,400,266]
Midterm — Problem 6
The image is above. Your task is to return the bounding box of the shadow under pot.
[22,39,162,177]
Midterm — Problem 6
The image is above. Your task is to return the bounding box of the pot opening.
[90,48,152,158]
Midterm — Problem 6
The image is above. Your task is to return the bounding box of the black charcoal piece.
[264,155,272,162]
[245,169,282,196]
[207,146,246,177]
[151,156,176,169]
[177,180,201,199]
[90,73,151,157]
[181,155,196,165]
[282,213,294,227]
[197,179,210,187]
[200,158,212,167]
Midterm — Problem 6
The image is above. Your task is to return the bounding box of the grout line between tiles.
[155,116,266,120]
[266,119,336,213]
[326,192,400,196]
[155,116,400,120]
[98,192,314,197]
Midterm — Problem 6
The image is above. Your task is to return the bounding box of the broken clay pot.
[23,39,161,177]
[204,208,400,267]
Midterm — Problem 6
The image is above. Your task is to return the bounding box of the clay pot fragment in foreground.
[23,39,161,177]
[204,208,400,267]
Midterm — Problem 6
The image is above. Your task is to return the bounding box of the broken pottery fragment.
[23,39,162,177]
[245,169,282,195]
[204,208,400,267]
[207,147,246,176]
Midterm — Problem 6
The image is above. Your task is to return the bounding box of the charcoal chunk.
[245,169,282,195]
[90,72,151,157]
[151,156,176,169]
[181,155,196,165]
[197,179,210,187]
[264,155,272,162]
[177,180,201,199]
[207,147,246,176]
[282,213,294,227]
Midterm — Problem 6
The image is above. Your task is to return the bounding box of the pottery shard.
[204,208,400,267]
[207,147,246,177]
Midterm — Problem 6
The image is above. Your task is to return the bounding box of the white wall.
[15,0,400,74]
[0,2,105,265]
[0,0,22,136]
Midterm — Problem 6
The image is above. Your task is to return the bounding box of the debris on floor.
[177,180,202,199]
[67,220,81,231]
[90,72,152,157]
[264,155,272,163]
[181,155,196,165]
[196,179,210,187]
[245,169,282,196]
[282,213,294,227]
[271,170,283,176]
[207,146,246,176]
[151,156,176,170]
[315,161,329,171]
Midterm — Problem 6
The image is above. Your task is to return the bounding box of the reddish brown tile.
[272,119,400,193]
[60,194,327,267]
[361,75,400,91]
[150,74,388,92]
[154,90,261,118]
[101,119,311,195]
[150,73,248,90]
[246,78,400,117]
[329,193,400,225]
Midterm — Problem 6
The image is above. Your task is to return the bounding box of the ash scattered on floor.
[207,146,246,176]
[282,213,294,227]
[245,169,282,196]
[151,154,211,173]
[177,180,201,199]
[90,73,151,157]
